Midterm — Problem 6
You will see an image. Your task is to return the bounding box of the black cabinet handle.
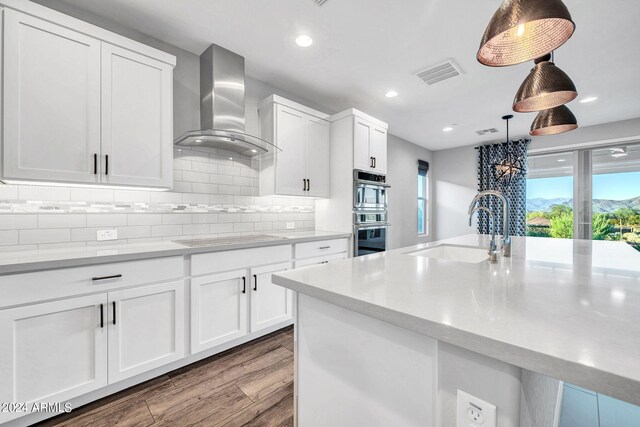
[370,157,374,168]
[92,274,122,281]
[302,178,306,191]
[319,246,331,249]
[373,157,376,168]
[100,304,104,328]
[112,301,116,325]
[253,274,258,291]
[105,155,109,175]
[242,277,246,294]
[93,153,98,175]
[307,179,310,192]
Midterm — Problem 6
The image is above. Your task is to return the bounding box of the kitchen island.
[272,234,640,426]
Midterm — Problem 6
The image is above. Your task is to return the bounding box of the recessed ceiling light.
[442,127,454,132]
[295,35,313,47]
[580,96,598,103]
[228,157,233,160]
[195,139,202,143]
[385,90,398,98]
[557,159,566,162]
[251,149,257,153]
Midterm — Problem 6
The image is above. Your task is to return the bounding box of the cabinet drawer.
[0,257,184,309]
[295,252,348,268]
[191,245,291,276]
[294,238,348,260]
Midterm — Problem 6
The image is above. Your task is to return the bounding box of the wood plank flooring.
[36,327,294,427]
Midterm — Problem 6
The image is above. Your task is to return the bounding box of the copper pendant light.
[530,105,578,136]
[477,0,575,67]
[513,54,577,112]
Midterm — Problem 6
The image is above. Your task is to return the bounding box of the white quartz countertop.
[272,234,640,405]
[0,231,351,275]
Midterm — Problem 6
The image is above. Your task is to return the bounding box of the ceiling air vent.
[314,0,329,5]
[416,59,463,86]
[476,128,499,136]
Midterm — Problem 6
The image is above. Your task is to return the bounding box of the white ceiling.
[53,0,640,151]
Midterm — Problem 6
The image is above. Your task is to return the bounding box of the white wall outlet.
[97,229,118,241]
[457,389,497,427]
[286,222,295,230]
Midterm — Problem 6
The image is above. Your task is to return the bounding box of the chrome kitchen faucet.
[468,190,512,258]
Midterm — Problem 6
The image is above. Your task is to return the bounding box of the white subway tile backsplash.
[0,215,38,230]
[1,153,314,249]
[86,214,127,227]
[20,229,70,245]
[70,188,114,203]
[0,230,19,246]
[38,214,86,229]
[151,225,183,237]
[19,186,71,201]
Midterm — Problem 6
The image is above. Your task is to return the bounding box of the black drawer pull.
[93,153,98,175]
[99,304,104,328]
[253,274,258,291]
[242,277,246,294]
[92,274,122,281]
[112,301,116,325]
[105,154,109,175]
[319,246,331,249]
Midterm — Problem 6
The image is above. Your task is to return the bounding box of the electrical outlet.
[457,389,496,427]
[97,229,118,241]
[286,222,295,230]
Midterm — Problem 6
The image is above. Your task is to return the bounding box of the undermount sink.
[407,244,490,264]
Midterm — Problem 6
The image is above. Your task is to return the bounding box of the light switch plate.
[97,229,118,241]
[457,389,497,427]
[286,222,295,230]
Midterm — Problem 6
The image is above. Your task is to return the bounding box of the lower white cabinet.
[191,269,248,354]
[108,281,185,383]
[0,280,185,423]
[0,294,108,423]
[250,262,293,333]
[295,252,348,268]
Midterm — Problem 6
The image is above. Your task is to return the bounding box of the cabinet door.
[107,281,185,383]
[353,118,373,172]
[101,43,173,188]
[370,126,388,174]
[2,9,101,184]
[191,270,248,353]
[0,294,107,423]
[250,262,293,333]
[306,117,330,197]
[275,105,307,196]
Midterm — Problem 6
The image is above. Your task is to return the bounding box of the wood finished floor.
[36,327,294,427]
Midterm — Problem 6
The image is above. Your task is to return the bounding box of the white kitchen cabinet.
[2,9,102,184]
[101,43,173,188]
[191,269,248,354]
[353,116,388,174]
[259,95,330,197]
[0,294,108,423]
[250,262,293,333]
[107,280,185,383]
[0,7,175,189]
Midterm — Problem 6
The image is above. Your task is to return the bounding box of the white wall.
[387,134,433,249]
[431,118,640,240]
[432,146,477,240]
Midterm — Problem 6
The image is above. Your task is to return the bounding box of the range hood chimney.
[174,44,278,157]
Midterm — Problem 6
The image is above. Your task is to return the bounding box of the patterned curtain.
[477,139,529,236]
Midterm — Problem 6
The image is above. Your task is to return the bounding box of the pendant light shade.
[477,0,575,67]
[530,105,577,136]
[513,55,577,112]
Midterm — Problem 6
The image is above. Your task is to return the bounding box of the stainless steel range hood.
[174,44,279,157]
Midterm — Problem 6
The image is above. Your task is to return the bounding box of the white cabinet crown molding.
[330,108,389,129]
[259,94,330,120]
[0,0,176,66]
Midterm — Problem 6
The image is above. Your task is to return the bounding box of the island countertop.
[272,234,640,406]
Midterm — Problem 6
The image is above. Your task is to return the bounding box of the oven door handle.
[354,179,391,188]
[354,223,390,230]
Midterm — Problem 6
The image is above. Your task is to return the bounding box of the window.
[418,161,429,235]
[526,143,640,252]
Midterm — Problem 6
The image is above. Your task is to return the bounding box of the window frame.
[418,171,428,236]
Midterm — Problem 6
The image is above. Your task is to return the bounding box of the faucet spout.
[467,190,511,257]
[469,206,499,263]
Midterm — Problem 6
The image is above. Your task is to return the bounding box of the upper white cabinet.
[333,109,388,174]
[101,44,173,188]
[259,95,330,197]
[1,6,175,189]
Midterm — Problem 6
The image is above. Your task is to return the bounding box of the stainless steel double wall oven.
[353,170,389,257]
